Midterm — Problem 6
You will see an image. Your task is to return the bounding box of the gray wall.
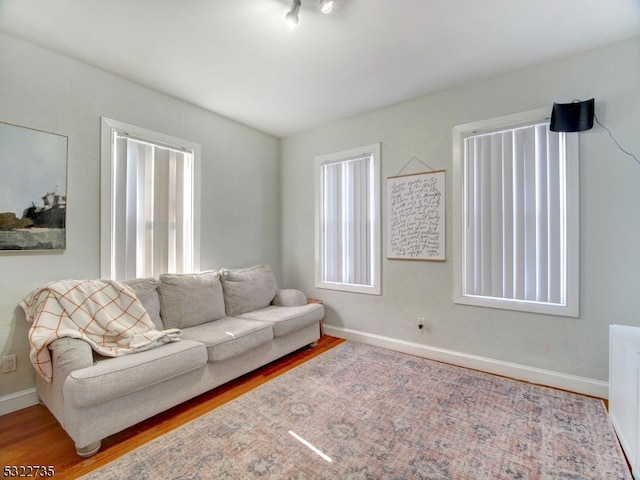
[281,36,640,384]
[0,33,280,397]
[1,30,639,402]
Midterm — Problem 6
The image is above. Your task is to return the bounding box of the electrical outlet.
[416,317,433,334]
[2,354,16,373]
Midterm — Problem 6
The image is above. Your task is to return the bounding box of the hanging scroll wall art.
[387,170,445,261]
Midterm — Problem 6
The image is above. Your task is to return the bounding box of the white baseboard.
[325,325,609,399]
[0,387,39,416]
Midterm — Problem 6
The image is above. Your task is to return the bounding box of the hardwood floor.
[0,335,344,479]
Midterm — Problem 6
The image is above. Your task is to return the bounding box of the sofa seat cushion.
[180,317,273,363]
[238,303,324,338]
[64,339,207,408]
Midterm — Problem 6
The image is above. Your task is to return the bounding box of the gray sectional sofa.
[33,264,324,457]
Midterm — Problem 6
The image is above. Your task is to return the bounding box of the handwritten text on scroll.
[387,171,445,260]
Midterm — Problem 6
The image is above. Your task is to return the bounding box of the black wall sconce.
[550,98,595,132]
[549,97,639,165]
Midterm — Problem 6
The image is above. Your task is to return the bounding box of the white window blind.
[453,109,579,316]
[112,134,195,279]
[321,155,372,285]
[316,144,381,295]
[101,118,201,280]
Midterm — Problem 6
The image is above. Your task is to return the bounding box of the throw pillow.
[158,270,226,329]
[122,277,163,330]
[220,264,277,316]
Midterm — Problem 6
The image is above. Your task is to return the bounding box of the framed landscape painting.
[0,121,68,251]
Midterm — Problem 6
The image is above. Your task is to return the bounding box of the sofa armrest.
[272,288,307,307]
[50,338,94,381]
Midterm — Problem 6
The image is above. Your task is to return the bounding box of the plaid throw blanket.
[21,279,181,382]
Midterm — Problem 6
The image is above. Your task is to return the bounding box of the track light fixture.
[285,0,301,28]
[285,0,334,28]
[319,0,334,14]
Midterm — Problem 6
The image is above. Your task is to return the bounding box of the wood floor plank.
[0,335,344,479]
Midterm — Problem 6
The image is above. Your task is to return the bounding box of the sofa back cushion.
[220,264,278,316]
[122,277,164,330]
[158,271,226,329]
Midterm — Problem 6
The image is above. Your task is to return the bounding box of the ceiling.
[1,0,639,138]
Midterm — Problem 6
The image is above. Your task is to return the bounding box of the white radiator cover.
[609,324,640,480]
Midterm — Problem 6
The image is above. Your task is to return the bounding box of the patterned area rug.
[81,342,631,479]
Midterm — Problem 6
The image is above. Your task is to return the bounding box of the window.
[100,118,201,280]
[315,143,381,295]
[452,108,579,316]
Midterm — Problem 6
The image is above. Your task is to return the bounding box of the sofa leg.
[309,341,318,347]
[76,440,102,458]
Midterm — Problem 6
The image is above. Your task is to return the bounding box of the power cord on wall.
[594,114,640,166]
